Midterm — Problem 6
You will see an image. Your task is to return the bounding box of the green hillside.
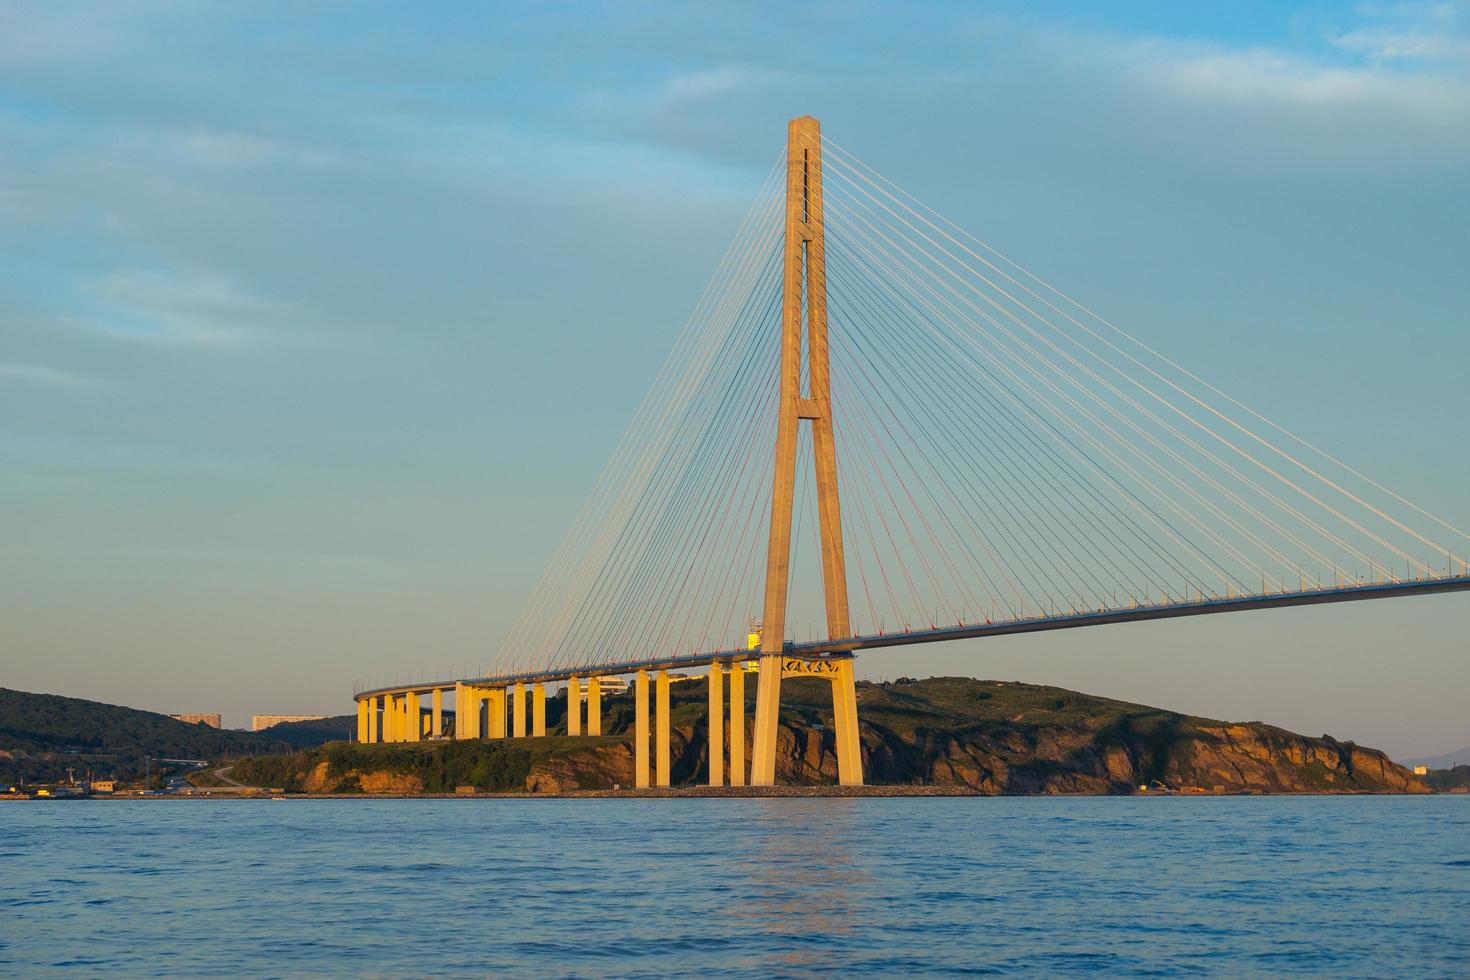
[257,715,355,748]
[0,687,290,784]
[225,676,1430,796]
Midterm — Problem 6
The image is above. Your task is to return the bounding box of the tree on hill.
[0,687,292,784]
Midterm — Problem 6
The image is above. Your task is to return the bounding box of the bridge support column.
[356,699,368,743]
[490,688,507,738]
[751,115,857,787]
[831,661,862,786]
[386,695,397,742]
[751,657,782,785]
[635,669,650,788]
[513,682,526,738]
[532,683,546,737]
[453,683,467,739]
[567,676,582,736]
[473,688,486,738]
[655,670,671,787]
[707,664,724,786]
[729,661,745,786]
[431,689,443,739]
[367,696,380,743]
[587,677,602,736]
[406,692,421,742]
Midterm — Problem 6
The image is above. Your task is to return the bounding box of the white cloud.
[0,361,98,388]
[1138,46,1464,112]
[663,66,792,101]
[1333,27,1470,62]
[89,270,285,346]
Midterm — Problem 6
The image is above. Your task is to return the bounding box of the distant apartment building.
[577,677,629,700]
[251,714,327,731]
[171,713,222,728]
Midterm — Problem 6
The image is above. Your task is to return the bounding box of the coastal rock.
[212,677,1430,796]
[358,771,425,794]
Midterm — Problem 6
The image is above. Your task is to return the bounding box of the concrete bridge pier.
[655,670,670,786]
[453,683,468,739]
[707,664,723,786]
[587,678,602,735]
[405,691,421,742]
[532,682,546,737]
[512,682,526,738]
[729,663,746,786]
[566,676,582,735]
[634,670,650,787]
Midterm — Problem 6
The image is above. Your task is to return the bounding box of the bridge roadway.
[359,572,1470,695]
[351,572,1469,786]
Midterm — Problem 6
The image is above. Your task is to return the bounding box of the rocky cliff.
[228,677,1428,795]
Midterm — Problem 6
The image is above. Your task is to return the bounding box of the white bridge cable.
[819,163,1361,569]
[501,204,779,674]
[553,232,783,669]
[492,158,784,675]
[830,251,1197,609]
[835,318,1128,615]
[818,160,1435,595]
[829,243,1226,620]
[827,247,1194,612]
[830,211,1335,595]
[619,330,782,664]
[495,172,780,673]
[821,134,1470,555]
[825,199,1271,599]
[485,129,1466,687]
[814,133,1463,573]
[819,162,1422,583]
[548,246,782,672]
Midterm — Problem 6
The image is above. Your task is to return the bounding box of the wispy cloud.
[87,269,285,346]
[1137,45,1464,111]
[1330,1,1470,64]
[0,361,99,388]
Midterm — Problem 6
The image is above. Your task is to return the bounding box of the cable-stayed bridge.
[354,116,1470,789]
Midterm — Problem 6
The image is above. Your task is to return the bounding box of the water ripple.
[1,796,1467,976]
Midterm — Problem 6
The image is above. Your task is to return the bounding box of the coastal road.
[212,766,246,788]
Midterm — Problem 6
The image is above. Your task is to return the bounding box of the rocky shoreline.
[215,677,1431,797]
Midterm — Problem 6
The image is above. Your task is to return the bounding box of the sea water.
[2,796,1467,977]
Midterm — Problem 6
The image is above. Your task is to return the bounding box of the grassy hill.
[255,715,355,748]
[0,687,290,785]
[227,676,1429,795]
[1425,765,1470,792]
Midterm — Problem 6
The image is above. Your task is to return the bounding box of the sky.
[2,1,1467,756]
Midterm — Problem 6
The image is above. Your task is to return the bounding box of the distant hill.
[0,687,292,785]
[256,715,354,748]
[1405,746,1470,770]
[226,676,1428,795]
[1423,766,1470,792]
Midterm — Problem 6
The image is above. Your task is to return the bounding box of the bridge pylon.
[750,115,862,787]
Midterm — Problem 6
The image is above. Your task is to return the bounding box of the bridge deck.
[355,573,1470,700]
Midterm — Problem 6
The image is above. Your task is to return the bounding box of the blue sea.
[2,796,1467,977]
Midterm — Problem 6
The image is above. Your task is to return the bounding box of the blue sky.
[2,1,1467,754]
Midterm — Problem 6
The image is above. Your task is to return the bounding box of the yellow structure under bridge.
[352,652,861,789]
